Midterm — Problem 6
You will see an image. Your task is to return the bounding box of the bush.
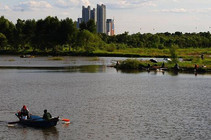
[119,59,140,69]
[105,43,116,52]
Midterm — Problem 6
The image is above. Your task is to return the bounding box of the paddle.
[59,118,70,124]
[61,118,70,122]
[8,121,20,124]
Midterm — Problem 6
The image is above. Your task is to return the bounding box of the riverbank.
[1,48,211,58]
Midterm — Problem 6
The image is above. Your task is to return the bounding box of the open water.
[0,56,210,140]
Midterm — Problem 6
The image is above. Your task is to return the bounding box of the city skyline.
[0,0,211,34]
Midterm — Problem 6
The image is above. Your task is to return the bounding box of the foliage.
[0,16,211,57]
[117,58,211,72]
[119,59,141,69]
[79,19,96,33]
[0,33,7,49]
[169,45,179,63]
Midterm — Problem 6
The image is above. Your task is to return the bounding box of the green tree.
[169,45,179,63]
[59,18,78,52]
[79,19,96,33]
[0,33,7,50]
[0,16,15,49]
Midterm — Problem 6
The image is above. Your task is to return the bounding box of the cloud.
[55,0,90,8]
[105,0,157,9]
[157,8,211,14]
[160,8,187,13]
[0,3,11,11]
[13,1,52,11]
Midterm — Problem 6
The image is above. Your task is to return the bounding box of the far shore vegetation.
[0,16,211,72]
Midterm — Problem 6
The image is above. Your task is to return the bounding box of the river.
[0,56,210,140]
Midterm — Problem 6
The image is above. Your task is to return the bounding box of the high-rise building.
[82,6,91,23]
[91,8,96,23]
[97,4,106,33]
[82,6,96,23]
[106,19,115,36]
[77,18,82,28]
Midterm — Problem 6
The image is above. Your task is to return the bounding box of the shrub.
[119,59,140,69]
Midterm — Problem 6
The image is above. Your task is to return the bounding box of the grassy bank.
[115,57,211,73]
[1,48,211,58]
[94,48,211,57]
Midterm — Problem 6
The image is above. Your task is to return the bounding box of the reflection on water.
[42,127,59,140]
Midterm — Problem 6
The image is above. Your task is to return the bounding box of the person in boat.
[20,105,30,120]
[43,109,52,120]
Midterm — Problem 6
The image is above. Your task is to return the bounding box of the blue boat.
[14,114,59,128]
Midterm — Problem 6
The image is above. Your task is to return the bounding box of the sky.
[0,0,211,34]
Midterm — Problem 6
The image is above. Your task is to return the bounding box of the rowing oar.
[59,118,70,124]
[7,121,20,127]
[8,121,20,124]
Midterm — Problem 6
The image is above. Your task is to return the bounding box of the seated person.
[43,109,52,120]
[20,105,30,120]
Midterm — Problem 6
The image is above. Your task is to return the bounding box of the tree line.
[0,16,211,54]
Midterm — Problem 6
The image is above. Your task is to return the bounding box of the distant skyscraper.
[77,18,82,28]
[91,8,96,23]
[82,6,91,23]
[106,19,115,36]
[82,6,96,23]
[97,4,106,33]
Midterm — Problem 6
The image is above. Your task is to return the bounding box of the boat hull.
[17,115,59,128]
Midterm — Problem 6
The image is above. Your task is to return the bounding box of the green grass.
[117,57,211,72]
[94,48,211,58]
[2,47,211,58]
[48,57,64,61]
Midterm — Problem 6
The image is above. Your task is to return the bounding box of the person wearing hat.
[20,105,29,120]
[43,109,52,120]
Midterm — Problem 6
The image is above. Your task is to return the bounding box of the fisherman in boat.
[43,109,52,120]
[20,105,30,120]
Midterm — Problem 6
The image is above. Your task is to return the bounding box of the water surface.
[0,56,210,140]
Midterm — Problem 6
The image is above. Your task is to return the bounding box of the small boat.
[13,113,59,128]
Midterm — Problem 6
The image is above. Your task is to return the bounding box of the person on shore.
[116,61,119,67]
[174,63,179,70]
[201,54,204,60]
[21,105,30,120]
[161,62,165,68]
[147,63,151,71]
[194,64,198,70]
[43,109,52,120]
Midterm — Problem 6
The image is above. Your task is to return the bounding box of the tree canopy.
[0,16,210,55]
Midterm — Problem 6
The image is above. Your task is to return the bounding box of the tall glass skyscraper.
[82,6,90,23]
[97,4,106,33]
[82,6,96,23]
